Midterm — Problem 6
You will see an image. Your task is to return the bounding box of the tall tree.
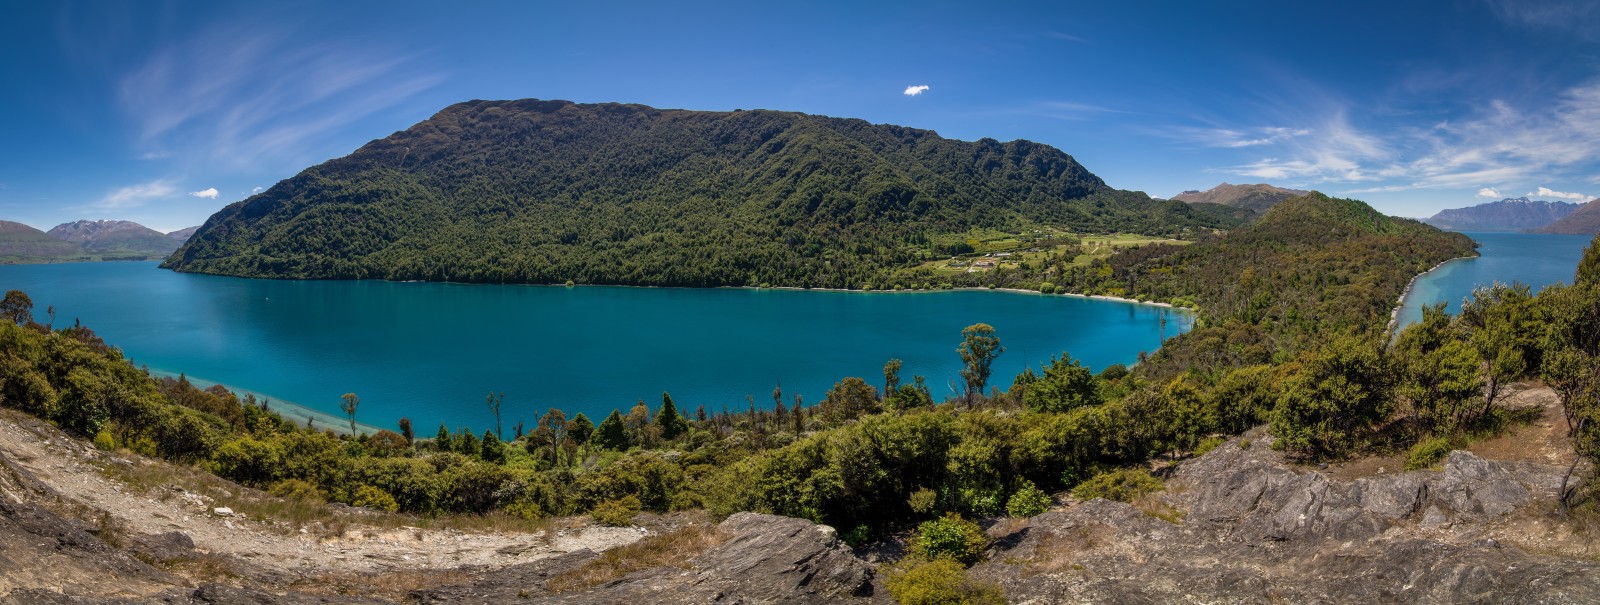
[595,409,628,451]
[883,358,903,401]
[1577,233,1600,287]
[655,392,689,440]
[568,412,595,449]
[957,324,1004,408]
[485,391,505,440]
[1,290,33,325]
[819,377,880,425]
[538,408,568,463]
[339,393,360,436]
[398,417,414,444]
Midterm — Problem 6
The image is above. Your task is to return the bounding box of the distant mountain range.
[1531,199,1600,234]
[0,220,199,263]
[1171,183,1310,214]
[1422,197,1582,232]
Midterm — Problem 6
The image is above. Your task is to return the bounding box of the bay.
[1395,231,1593,329]
[0,262,1189,432]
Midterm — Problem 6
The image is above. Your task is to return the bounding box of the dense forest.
[9,201,1598,603]
[163,99,1239,287]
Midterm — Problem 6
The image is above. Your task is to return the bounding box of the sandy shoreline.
[759,284,1190,311]
[144,368,385,435]
[1386,255,1476,336]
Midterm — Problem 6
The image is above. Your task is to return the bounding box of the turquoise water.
[0,262,1189,432]
[1395,232,1593,329]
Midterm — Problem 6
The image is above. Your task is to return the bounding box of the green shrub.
[1405,436,1454,470]
[269,478,324,503]
[911,514,988,566]
[908,487,939,516]
[1005,480,1051,518]
[92,428,116,451]
[842,525,872,546]
[1193,435,1226,457]
[351,484,399,513]
[1071,467,1164,503]
[591,495,643,527]
[884,557,1005,605]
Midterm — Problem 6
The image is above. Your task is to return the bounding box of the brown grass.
[546,523,727,593]
[1013,524,1114,575]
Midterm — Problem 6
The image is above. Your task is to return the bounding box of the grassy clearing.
[546,523,726,592]
[909,230,1191,276]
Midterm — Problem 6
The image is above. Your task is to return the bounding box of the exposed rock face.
[416,512,883,604]
[976,435,1600,604]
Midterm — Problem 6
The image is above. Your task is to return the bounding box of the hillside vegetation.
[4,198,1549,553]
[163,99,1239,287]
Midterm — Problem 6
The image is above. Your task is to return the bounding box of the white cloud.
[1210,80,1600,195]
[1476,188,1503,199]
[251,186,263,194]
[189,187,219,199]
[1528,186,1589,201]
[903,85,930,96]
[98,179,177,209]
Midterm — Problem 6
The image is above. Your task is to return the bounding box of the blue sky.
[4,0,1600,231]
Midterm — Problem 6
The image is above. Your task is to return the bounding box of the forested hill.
[162,99,1238,287]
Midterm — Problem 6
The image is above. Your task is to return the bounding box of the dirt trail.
[0,410,641,582]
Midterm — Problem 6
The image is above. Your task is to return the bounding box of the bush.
[908,487,939,516]
[884,557,1005,605]
[591,495,642,527]
[269,478,324,503]
[92,429,116,451]
[1193,435,1226,457]
[911,514,988,566]
[1405,436,1454,470]
[351,484,399,513]
[1005,480,1051,518]
[1071,467,1164,503]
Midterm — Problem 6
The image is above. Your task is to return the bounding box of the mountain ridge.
[1422,197,1580,232]
[0,219,199,263]
[1170,182,1309,214]
[1531,198,1600,234]
[163,98,1241,287]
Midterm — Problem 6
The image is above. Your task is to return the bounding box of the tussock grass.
[546,523,726,593]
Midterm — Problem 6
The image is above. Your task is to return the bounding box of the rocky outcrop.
[417,512,883,604]
[976,434,1600,604]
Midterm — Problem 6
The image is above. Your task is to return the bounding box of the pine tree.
[595,409,629,450]
[655,392,689,440]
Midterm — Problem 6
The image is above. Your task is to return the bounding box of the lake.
[0,262,1190,432]
[1395,232,1594,329]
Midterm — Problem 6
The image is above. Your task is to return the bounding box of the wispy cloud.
[1211,80,1600,195]
[1047,31,1091,44]
[117,26,443,171]
[1477,187,1502,198]
[97,179,177,209]
[903,85,930,96]
[1483,0,1600,37]
[1528,186,1589,201]
[251,186,263,194]
[188,187,218,199]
